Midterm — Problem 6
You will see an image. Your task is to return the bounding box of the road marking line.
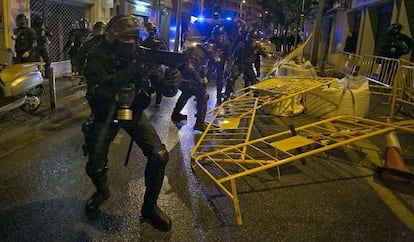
[352,140,414,231]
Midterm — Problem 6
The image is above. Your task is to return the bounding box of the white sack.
[304,75,370,118]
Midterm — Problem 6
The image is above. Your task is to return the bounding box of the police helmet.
[145,22,157,37]
[79,18,90,30]
[389,23,402,32]
[32,15,44,27]
[105,15,140,43]
[92,21,106,36]
[72,21,79,30]
[16,14,28,27]
[246,30,261,42]
[184,45,206,64]
[212,25,226,36]
[212,25,226,44]
[146,22,157,31]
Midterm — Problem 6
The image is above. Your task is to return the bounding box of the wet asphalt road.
[1,68,414,240]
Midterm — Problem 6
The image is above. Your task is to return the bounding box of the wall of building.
[326,10,347,65]
[0,0,112,67]
[397,0,412,61]
[322,0,414,67]
[1,0,31,65]
[90,0,112,23]
[359,7,375,55]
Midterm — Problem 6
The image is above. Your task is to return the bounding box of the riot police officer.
[31,15,53,79]
[12,14,37,64]
[91,21,106,38]
[378,23,413,59]
[82,15,180,232]
[171,45,209,131]
[231,20,249,53]
[224,30,265,100]
[141,22,169,108]
[205,25,232,105]
[64,17,91,77]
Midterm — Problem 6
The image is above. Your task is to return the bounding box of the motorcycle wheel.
[20,95,41,113]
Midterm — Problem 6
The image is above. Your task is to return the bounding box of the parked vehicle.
[182,17,238,50]
[0,62,44,114]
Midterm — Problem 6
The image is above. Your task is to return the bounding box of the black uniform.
[82,15,178,232]
[378,23,413,59]
[13,14,37,64]
[343,32,357,53]
[31,15,53,78]
[65,19,91,76]
[225,30,265,99]
[141,23,169,107]
[171,45,209,131]
[205,25,232,104]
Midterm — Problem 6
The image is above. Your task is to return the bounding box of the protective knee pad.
[81,120,93,156]
[86,159,108,179]
[157,144,169,166]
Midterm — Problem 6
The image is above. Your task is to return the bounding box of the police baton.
[124,138,134,166]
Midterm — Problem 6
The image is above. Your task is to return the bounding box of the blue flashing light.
[225,17,232,21]
[197,16,205,22]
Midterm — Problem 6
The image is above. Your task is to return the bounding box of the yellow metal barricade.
[191,77,340,224]
[390,65,414,117]
[192,115,414,225]
[335,51,361,75]
[191,95,260,160]
[261,42,276,56]
[359,55,400,97]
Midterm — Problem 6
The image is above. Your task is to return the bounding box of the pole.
[310,0,325,66]
[174,0,183,52]
[200,0,204,15]
[239,3,242,18]
[239,0,245,19]
[49,67,56,109]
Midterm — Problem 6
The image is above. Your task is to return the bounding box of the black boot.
[194,91,208,132]
[140,149,171,232]
[85,190,110,219]
[193,122,207,131]
[140,204,172,232]
[171,93,190,123]
[171,113,187,123]
[85,169,110,219]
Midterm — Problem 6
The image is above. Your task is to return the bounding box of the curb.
[0,91,89,144]
[48,101,89,123]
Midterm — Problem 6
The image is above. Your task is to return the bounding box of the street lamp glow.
[239,0,246,19]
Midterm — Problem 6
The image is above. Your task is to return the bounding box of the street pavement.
[0,76,89,144]
[1,67,414,240]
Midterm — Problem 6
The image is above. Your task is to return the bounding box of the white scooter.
[0,62,44,114]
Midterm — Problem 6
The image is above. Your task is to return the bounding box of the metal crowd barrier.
[390,64,414,118]
[333,52,414,117]
[358,54,400,98]
[192,113,414,225]
[191,77,339,225]
[334,51,361,75]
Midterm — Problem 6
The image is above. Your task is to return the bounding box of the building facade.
[305,0,413,67]
[0,0,113,66]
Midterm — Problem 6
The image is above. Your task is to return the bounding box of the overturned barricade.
[191,76,414,225]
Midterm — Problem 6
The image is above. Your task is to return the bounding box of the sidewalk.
[0,76,89,144]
